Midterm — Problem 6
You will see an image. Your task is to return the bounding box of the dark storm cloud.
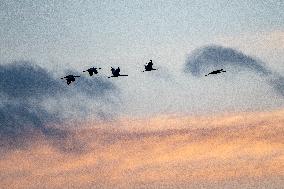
[0,61,118,148]
[184,45,284,96]
[184,45,271,76]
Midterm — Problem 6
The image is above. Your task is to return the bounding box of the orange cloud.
[0,109,283,188]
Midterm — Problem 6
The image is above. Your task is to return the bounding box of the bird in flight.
[61,75,80,85]
[83,67,101,76]
[108,67,128,78]
[205,69,226,76]
[143,60,157,72]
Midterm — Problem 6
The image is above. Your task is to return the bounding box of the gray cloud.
[0,61,118,149]
[184,45,284,96]
[0,101,65,149]
[0,61,65,99]
[184,45,271,76]
[269,75,284,97]
[74,74,117,99]
[0,102,56,133]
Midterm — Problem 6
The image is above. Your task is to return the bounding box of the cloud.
[62,69,118,99]
[184,45,284,96]
[0,109,283,188]
[184,45,271,76]
[269,75,284,97]
[148,66,177,83]
[0,61,65,99]
[0,102,56,134]
[212,30,284,73]
[0,61,118,148]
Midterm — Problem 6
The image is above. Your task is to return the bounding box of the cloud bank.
[0,109,283,188]
[0,61,118,148]
[1,45,283,148]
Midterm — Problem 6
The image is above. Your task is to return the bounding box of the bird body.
[109,67,128,78]
[205,69,226,76]
[61,75,80,85]
[83,67,101,76]
[144,60,157,72]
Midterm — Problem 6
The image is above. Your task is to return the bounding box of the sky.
[1,110,283,188]
[0,1,284,188]
[1,0,283,69]
[1,0,283,117]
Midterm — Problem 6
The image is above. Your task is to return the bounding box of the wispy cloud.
[184,45,284,96]
[184,45,271,76]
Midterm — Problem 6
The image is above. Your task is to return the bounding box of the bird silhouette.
[83,67,101,76]
[61,75,80,85]
[205,69,226,76]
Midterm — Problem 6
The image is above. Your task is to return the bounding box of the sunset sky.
[0,1,283,188]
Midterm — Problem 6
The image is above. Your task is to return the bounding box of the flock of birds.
[61,60,226,85]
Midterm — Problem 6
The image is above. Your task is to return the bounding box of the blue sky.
[1,0,283,70]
